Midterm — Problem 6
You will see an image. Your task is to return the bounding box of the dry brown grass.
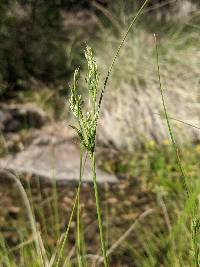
[94,20,200,150]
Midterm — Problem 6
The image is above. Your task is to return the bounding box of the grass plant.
[154,33,200,266]
[58,1,150,266]
[1,0,200,266]
[68,46,109,266]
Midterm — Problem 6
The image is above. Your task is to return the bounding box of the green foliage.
[69,46,99,154]
[1,144,200,266]
[0,1,85,98]
[101,143,200,266]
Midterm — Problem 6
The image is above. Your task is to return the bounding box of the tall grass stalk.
[55,151,84,267]
[154,33,200,267]
[51,171,60,239]
[91,151,108,266]
[68,46,109,267]
[67,2,150,266]
[77,148,84,267]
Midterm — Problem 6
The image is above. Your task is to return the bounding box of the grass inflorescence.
[69,45,109,267]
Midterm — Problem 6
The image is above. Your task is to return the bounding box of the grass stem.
[77,148,84,267]
[55,149,85,267]
[91,152,109,267]
[154,33,200,267]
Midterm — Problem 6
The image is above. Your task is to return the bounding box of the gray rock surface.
[0,103,50,133]
[0,125,117,185]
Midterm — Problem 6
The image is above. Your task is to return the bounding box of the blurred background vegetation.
[0,0,199,102]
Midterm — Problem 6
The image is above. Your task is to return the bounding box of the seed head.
[69,46,99,153]
[85,45,99,105]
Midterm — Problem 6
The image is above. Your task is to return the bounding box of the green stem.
[91,152,109,267]
[154,34,199,267]
[77,148,83,267]
[154,33,189,197]
[55,148,85,267]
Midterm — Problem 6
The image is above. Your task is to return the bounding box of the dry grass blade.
[71,209,154,265]
[98,208,155,264]
[4,171,49,267]
[143,0,177,13]
[92,1,122,31]
[154,112,200,131]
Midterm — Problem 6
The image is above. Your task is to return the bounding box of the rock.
[98,80,200,151]
[0,103,50,133]
[0,125,117,185]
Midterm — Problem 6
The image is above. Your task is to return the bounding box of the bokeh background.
[0,0,200,148]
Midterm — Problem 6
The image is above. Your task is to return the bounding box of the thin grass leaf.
[154,33,200,267]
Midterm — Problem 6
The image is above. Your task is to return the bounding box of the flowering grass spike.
[69,46,99,154]
[69,45,109,267]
